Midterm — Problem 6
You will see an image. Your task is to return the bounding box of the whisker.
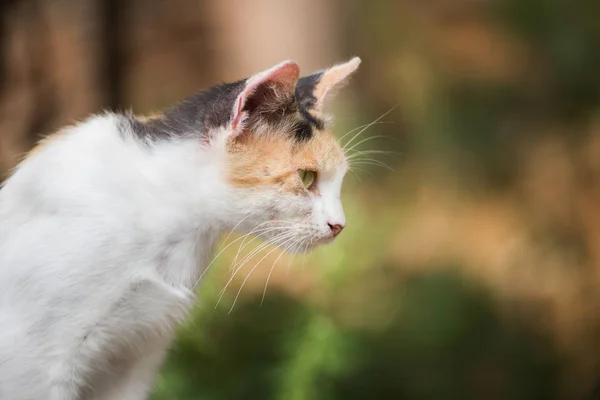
[230,221,282,267]
[228,236,298,314]
[301,241,310,273]
[350,160,394,171]
[347,169,363,182]
[285,238,303,275]
[215,232,297,308]
[192,214,251,289]
[229,240,276,278]
[215,241,277,309]
[342,115,394,152]
[223,225,288,276]
[345,135,390,154]
[260,239,299,306]
[225,230,291,283]
[338,121,388,143]
[194,225,280,289]
[346,149,400,160]
[342,106,397,151]
[348,165,376,181]
[231,228,295,272]
[230,222,293,269]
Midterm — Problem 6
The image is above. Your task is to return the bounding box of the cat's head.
[217,58,361,252]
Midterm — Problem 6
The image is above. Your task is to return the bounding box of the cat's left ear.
[230,60,300,137]
[295,57,361,113]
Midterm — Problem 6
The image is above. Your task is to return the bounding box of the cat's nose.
[328,223,344,237]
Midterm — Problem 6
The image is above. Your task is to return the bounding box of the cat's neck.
[120,117,241,239]
[127,124,241,287]
[4,113,243,285]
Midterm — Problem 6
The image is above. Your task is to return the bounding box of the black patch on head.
[128,79,247,142]
[126,72,325,145]
[298,107,324,131]
[296,72,323,110]
[295,72,325,134]
[292,118,314,142]
[245,90,315,143]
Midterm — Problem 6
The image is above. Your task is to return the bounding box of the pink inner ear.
[231,61,300,136]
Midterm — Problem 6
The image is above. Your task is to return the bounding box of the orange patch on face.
[225,129,346,194]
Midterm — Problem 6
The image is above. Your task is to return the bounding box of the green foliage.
[496,0,600,121]
[151,291,311,400]
[432,82,527,188]
[153,270,562,400]
[318,270,562,400]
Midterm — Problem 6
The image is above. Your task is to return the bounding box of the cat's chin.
[280,240,320,254]
[316,236,336,247]
[290,236,336,253]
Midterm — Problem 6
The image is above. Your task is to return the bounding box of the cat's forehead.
[230,124,344,165]
[243,91,324,145]
[225,126,346,190]
[294,129,346,172]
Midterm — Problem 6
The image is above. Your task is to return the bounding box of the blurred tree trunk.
[0,0,58,179]
[0,0,342,181]
[0,0,12,97]
[23,0,58,144]
[0,1,13,180]
[205,0,343,80]
[99,0,127,111]
[0,0,125,180]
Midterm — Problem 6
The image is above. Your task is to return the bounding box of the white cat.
[0,57,360,399]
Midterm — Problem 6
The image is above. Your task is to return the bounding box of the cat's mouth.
[259,226,338,253]
[317,235,336,246]
[276,237,321,253]
[303,234,337,251]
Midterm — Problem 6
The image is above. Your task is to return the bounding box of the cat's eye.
[298,169,316,190]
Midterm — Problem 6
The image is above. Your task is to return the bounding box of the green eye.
[298,169,316,189]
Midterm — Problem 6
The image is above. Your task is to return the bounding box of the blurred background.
[2,0,600,398]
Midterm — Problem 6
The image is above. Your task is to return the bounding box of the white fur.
[0,113,346,399]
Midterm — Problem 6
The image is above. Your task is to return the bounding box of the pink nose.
[328,223,344,237]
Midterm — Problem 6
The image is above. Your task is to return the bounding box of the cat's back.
[0,113,177,398]
[0,113,133,284]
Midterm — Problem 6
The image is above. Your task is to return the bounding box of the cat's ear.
[296,57,361,113]
[230,60,300,137]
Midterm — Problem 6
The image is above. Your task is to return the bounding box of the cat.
[0,57,360,400]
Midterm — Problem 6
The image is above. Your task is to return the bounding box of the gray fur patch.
[127,73,325,144]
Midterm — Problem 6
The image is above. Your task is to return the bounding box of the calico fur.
[0,57,360,400]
